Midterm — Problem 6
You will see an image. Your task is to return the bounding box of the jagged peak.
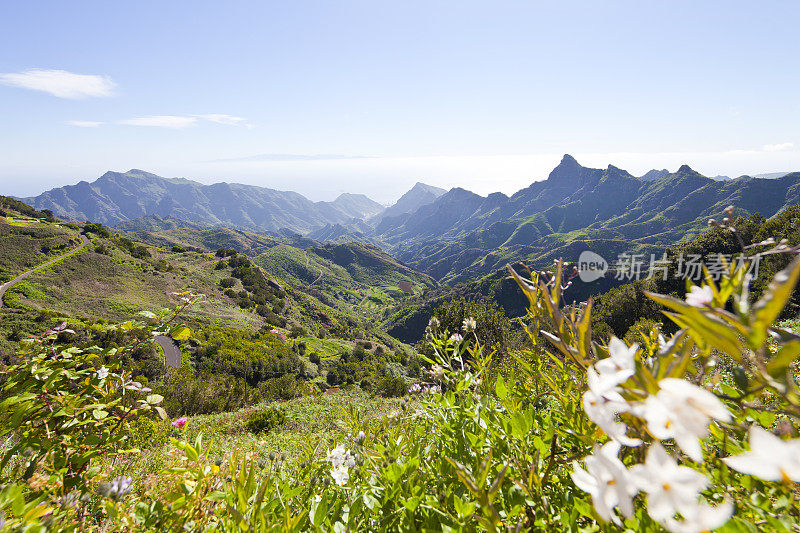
[408,182,446,195]
[547,153,584,182]
[677,164,695,173]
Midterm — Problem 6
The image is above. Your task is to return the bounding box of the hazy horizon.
[8,153,797,206]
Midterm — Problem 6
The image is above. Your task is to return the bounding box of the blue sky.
[1,1,798,203]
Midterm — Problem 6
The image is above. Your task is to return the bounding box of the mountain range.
[18,157,800,284]
[21,169,386,235]
[371,156,800,282]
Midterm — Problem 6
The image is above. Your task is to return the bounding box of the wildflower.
[630,443,711,523]
[571,441,638,525]
[408,383,422,394]
[429,364,446,380]
[326,445,356,486]
[96,365,109,380]
[662,501,733,533]
[354,431,366,445]
[97,476,133,501]
[462,317,476,333]
[685,285,713,307]
[583,367,641,447]
[450,333,463,343]
[428,316,440,329]
[722,425,800,483]
[172,416,188,429]
[426,384,442,395]
[594,337,637,391]
[636,378,731,462]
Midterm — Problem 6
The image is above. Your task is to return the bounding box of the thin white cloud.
[0,69,115,99]
[763,142,794,152]
[67,120,104,128]
[118,114,250,129]
[193,114,246,125]
[119,115,199,129]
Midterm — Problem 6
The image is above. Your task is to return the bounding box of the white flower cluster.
[462,317,476,333]
[408,382,442,395]
[574,335,800,532]
[326,445,356,486]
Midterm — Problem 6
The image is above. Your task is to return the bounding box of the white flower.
[425,384,442,395]
[449,333,463,343]
[330,464,350,486]
[408,383,422,394]
[96,366,109,380]
[661,501,733,533]
[722,425,800,483]
[428,316,440,329]
[462,317,476,333]
[630,443,710,522]
[429,364,446,380]
[583,367,641,447]
[571,441,638,525]
[326,445,356,486]
[685,285,713,307]
[594,337,637,390]
[636,378,731,462]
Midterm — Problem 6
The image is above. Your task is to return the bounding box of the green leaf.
[170,326,191,341]
[752,255,800,344]
[92,409,109,420]
[310,493,329,527]
[767,341,800,378]
[146,394,164,405]
[495,374,508,400]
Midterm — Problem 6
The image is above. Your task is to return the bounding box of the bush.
[244,407,286,434]
[257,374,308,401]
[129,416,168,448]
[374,376,406,397]
[219,277,237,289]
[83,222,110,238]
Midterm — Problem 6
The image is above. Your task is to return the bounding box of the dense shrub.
[245,407,286,434]
[215,248,237,258]
[114,236,151,259]
[427,297,510,353]
[83,222,110,238]
[374,376,406,397]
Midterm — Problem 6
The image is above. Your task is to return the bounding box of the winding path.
[0,233,90,308]
[155,335,181,369]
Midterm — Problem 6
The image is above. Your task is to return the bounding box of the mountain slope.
[373,157,800,283]
[371,182,446,225]
[22,170,384,234]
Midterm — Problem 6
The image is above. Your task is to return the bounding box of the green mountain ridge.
[374,158,800,283]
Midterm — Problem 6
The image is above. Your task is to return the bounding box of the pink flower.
[172,416,187,429]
